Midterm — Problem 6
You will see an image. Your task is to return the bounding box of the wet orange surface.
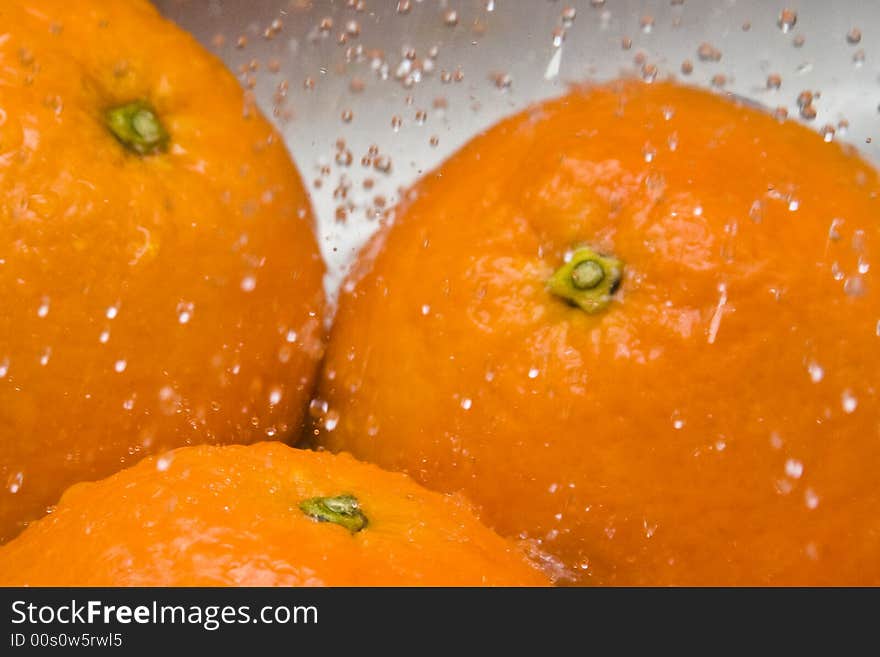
[0,0,325,541]
[318,80,880,585]
[0,443,548,586]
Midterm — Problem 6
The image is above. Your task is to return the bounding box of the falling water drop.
[841,390,858,414]
[777,9,797,33]
[846,27,862,45]
[784,458,804,479]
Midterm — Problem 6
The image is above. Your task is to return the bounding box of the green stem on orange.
[299,493,368,534]
[548,247,623,313]
[106,101,169,155]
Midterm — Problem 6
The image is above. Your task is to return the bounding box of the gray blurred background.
[153,0,880,292]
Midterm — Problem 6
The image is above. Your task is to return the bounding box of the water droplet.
[158,385,181,415]
[800,104,817,120]
[491,72,513,90]
[7,472,23,494]
[828,218,844,242]
[114,359,127,373]
[106,305,119,320]
[156,454,173,472]
[269,387,282,406]
[309,398,328,419]
[846,27,862,45]
[748,200,764,223]
[770,432,784,450]
[240,275,257,292]
[460,397,473,411]
[639,15,654,33]
[344,20,360,37]
[373,154,392,174]
[785,458,804,479]
[0,357,8,378]
[324,409,340,431]
[680,59,693,75]
[37,297,49,318]
[561,7,577,27]
[697,42,721,62]
[444,9,459,27]
[775,478,794,495]
[777,9,797,33]
[528,367,540,379]
[176,301,194,325]
[804,487,820,509]
[397,0,411,13]
[841,390,858,414]
[766,73,782,89]
[843,276,866,298]
[710,73,727,88]
[807,361,824,383]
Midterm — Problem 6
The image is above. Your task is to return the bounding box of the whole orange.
[0,0,324,540]
[0,443,548,586]
[316,80,880,585]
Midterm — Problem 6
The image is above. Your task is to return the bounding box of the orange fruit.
[0,0,324,540]
[316,80,880,585]
[0,443,549,586]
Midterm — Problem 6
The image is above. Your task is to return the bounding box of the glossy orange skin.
[0,0,325,541]
[0,443,548,586]
[318,80,880,585]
